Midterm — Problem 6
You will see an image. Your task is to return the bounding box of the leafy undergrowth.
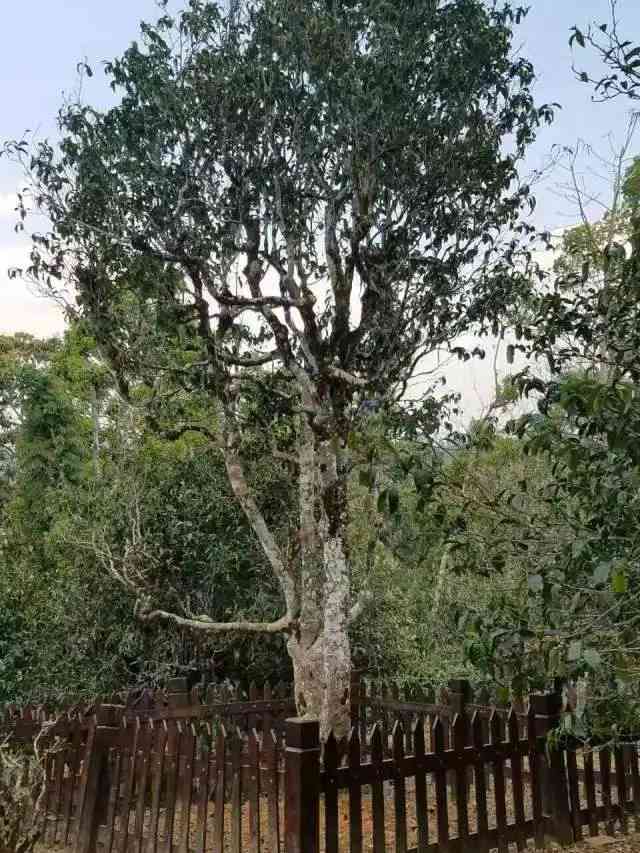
[0,741,44,853]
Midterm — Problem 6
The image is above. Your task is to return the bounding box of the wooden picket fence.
[4,679,640,853]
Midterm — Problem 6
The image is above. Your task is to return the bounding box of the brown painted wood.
[14,754,29,845]
[324,731,340,853]
[262,684,273,737]
[264,728,280,853]
[194,725,211,853]
[392,722,408,853]
[433,717,449,853]
[615,745,628,835]
[284,719,320,853]
[213,726,227,853]
[76,723,114,853]
[231,729,243,853]
[413,718,429,853]
[133,723,152,853]
[471,713,490,853]
[42,747,54,845]
[631,742,640,832]
[248,728,261,853]
[179,725,196,853]
[566,748,582,843]
[583,749,598,838]
[600,747,614,835]
[63,723,84,845]
[452,714,469,847]
[348,728,363,853]
[116,746,131,853]
[507,711,526,851]
[117,720,139,853]
[490,713,508,853]
[370,724,386,853]
[105,748,122,853]
[50,737,65,843]
[148,723,167,853]
[163,722,181,853]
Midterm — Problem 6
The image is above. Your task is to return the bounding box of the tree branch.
[328,367,368,387]
[223,416,299,616]
[134,600,295,634]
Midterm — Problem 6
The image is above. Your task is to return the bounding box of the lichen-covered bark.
[289,413,352,739]
[288,530,352,739]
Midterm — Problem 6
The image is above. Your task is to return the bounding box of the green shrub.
[0,740,43,853]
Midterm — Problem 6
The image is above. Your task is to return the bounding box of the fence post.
[76,705,122,853]
[284,718,320,853]
[449,678,472,784]
[531,689,573,846]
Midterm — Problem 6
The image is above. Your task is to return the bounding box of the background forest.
[1,0,640,742]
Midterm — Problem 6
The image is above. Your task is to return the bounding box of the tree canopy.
[5,0,554,734]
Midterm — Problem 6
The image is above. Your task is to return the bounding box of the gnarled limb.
[223,416,299,618]
[134,600,296,634]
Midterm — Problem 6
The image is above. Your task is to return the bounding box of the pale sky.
[0,0,638,414]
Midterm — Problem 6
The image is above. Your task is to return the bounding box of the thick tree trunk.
[287,530,352,740]
[290,414,353,739]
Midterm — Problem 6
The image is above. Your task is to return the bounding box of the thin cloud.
[0,245,66,337]
[0,193,19,219]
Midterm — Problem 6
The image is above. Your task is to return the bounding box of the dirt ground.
[548,836,640,853]
[38,836,640,853]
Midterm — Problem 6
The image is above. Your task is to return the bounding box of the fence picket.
[133,722,152,853]
[324,731,340,853]
[248,728,261,853]
[103,731,121,853]
[148,722,167,853]
[490,712,508,853]
[264,729,280,853]
[600,747,614,834]
[118,719,140,853]
[231,728,243,853]
[163,722,181,853]
[371,724,386,853]
[452,714,469,846]
[348,728,363,853]
[433,716,449,853]
[583,748,598,838]
[413,718,429,853]
[262,684,273,736]
[507,710,526,851]
[213,726,227,853]
[179,724,196,853]
[566,747,582,842]
[51,738,66,844]
[631,742,640,832]
[615,745,628,834]
[195,725,211,853]
[42,747,54,845]
[391,722,407,853]
[472,713,490,853]
[63,721,84,845]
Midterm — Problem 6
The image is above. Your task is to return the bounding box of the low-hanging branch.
[133,599,297,635]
